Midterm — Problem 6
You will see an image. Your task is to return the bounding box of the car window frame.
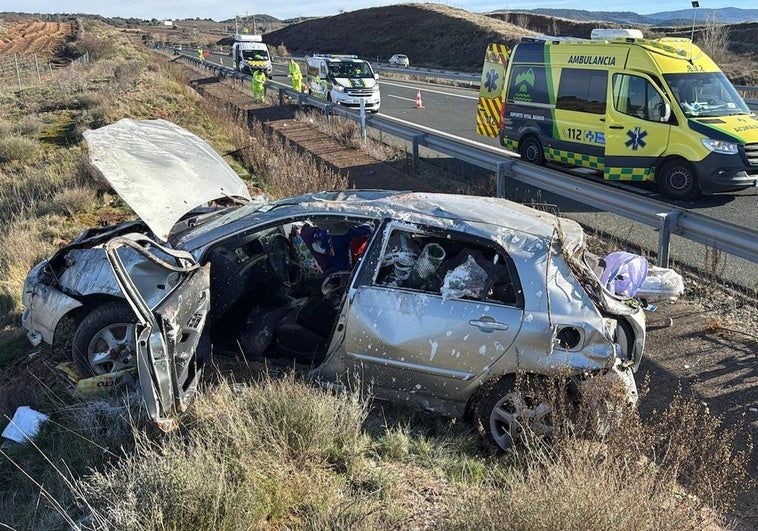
[352,220,524,310]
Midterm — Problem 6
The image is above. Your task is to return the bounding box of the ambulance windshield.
[329,60,374,79]
[664,72,749,118]
[242,49,269,61]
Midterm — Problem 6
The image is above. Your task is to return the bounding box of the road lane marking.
[380,80,478,100]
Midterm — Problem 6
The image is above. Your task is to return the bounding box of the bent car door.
[105,234,210,428]
[337,221,524,406]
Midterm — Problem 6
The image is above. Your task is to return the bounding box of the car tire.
[475,374,555,451]
[72,301,138,376]
[657,159,700,200]
[519,136,546,166]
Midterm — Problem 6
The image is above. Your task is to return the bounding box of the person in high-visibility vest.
[197,47,203,60]
[288,58,303,92]
[252,69,266,103]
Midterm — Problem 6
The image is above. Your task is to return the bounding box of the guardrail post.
[411,134,426,174]
[278,88,285,106]
[325,103,334,119]
[298,93,306,110]
[495,160,514,199]
[656,212,680,268]
[359,99,367,143]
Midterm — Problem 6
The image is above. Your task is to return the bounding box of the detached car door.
[337,221,524,407]
[106,234,210,429]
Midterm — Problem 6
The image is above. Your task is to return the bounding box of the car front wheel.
[519,136,546,166]
[72,301,138,376]
[657,159,700,200]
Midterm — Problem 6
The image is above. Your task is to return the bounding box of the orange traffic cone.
[414,89,424,109]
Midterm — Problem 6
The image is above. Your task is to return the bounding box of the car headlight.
[333,84,345,92]
[701,138,739,155]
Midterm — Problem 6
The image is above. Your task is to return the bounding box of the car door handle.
[469,317,509,332]
[609,125,624,129]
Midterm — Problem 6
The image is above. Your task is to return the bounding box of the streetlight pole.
[689,1,699,61]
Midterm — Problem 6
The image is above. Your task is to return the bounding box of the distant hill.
[645,7,758,24]
[491,7,758,25]
[493,9,652,26]
[263,3,534,71]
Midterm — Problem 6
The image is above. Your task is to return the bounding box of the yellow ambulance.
[476,30,758,199]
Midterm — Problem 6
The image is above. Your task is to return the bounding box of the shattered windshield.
[663,72,750,118]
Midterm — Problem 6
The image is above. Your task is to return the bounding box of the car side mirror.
[658,101,671,123]
[374,73,379,80]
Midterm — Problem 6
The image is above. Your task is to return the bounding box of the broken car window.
[375,228,522,307]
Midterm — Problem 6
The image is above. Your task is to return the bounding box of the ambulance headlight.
[333,84,345,92]
[702,138,739,155]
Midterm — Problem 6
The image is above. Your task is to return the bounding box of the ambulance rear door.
[476,43,509,138]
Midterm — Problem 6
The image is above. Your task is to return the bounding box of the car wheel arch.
[57,295,129,344]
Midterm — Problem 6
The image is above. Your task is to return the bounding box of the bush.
[0,136,39,164]
[12,115,43,136]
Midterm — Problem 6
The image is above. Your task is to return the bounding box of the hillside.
[263,3,534,71]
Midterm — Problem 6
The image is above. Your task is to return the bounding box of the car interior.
[203,218,524,367]
[205,216,374,365]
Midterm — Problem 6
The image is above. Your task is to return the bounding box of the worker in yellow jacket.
[252,69,267,103]
[288,58,303,92]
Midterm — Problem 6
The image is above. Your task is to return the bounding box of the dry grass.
[1,370,749,529]
[0,135,39,164]
[228,117,347,197]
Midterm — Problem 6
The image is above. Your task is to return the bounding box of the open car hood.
[83,119,252,241]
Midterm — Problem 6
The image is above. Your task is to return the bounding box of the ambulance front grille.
[345,88,374,97]
[745,143,758,167]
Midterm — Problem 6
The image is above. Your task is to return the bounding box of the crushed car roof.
[83,119,252,241]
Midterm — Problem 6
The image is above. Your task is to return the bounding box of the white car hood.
[83,119,252,241]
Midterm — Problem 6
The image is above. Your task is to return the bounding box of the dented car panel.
[21,120,648,446]
[105,234,209,424]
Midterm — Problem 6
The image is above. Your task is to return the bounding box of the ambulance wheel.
[658,160,699,200]
[519,136,545,166]
[72,301,138,376]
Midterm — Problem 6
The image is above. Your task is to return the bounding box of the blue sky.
[1,1,751,21]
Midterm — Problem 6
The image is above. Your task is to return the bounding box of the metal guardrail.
[179,54,757,268]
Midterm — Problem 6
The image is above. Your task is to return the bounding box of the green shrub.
[0,136,39,163]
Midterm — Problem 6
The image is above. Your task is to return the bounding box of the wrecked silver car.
[22,118,646,449]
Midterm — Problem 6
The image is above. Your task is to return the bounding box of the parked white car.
[389,54,409,67]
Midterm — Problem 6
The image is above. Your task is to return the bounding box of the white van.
[306,54,381,112]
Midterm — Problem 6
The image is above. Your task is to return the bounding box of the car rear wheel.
[657,159,700,200]
[475,374,555,451]
[72,301,138,376]
[519,136,546,166]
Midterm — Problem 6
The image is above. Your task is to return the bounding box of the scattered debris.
[2,406,48,444]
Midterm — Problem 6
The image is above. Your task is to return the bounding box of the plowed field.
[0,21,71,57]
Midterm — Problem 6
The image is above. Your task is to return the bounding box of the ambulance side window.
[613,74,665,122]
[506,65,550,105]
[556,68,607,114]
